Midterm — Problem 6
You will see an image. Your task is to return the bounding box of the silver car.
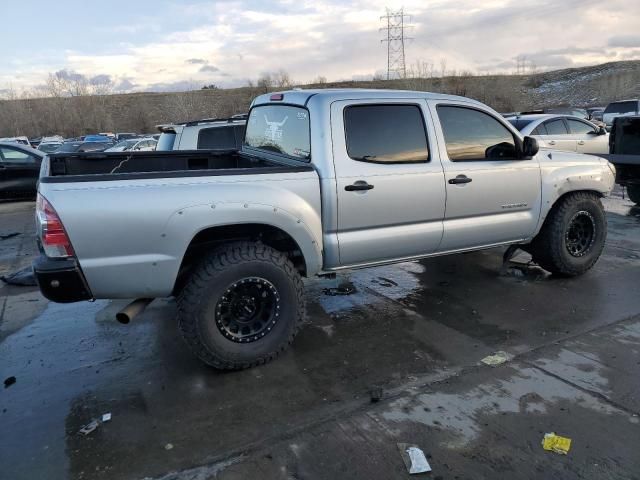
[508,114,608,154]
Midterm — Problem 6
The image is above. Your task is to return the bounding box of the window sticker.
[264,115,288,142]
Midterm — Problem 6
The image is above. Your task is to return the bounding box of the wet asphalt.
[1,194,639,480]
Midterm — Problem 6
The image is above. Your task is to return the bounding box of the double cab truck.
[34,89,615,369]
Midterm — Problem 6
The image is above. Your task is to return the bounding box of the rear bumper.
[33,255,92,303]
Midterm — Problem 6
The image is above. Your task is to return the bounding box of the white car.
[508,114,608,154]
[104,137,157,152]
[156,115,246,151]
[0,136,30,146]
[37,141,63,154]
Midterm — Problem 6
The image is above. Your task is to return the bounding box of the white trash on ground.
[397,443,432,474]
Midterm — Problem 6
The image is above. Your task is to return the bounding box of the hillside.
[1,60,639,137]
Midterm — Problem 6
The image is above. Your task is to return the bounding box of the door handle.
[448,175,472,185]
[345,181,374,191]
[577,140,585,145]
[548,140,556,145]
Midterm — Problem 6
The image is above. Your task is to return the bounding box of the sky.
[2,0,640,94]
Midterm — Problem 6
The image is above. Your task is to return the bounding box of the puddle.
[380,365,623,448]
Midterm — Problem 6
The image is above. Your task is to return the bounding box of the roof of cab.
[251,88,485,108]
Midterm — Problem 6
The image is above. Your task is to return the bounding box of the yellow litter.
[542,432,572,455]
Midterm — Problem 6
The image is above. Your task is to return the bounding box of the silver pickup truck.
[34,89,615,369]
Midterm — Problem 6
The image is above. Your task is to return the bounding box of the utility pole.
[380,8,413,80]
[515,55,527,75]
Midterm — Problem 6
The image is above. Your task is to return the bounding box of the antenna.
[380,7,413,80]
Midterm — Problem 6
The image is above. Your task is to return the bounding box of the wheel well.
[173,224,307,294]
[552,189,604,208]
[534,189,604,236]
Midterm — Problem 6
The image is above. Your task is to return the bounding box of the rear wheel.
[529,192,606,277]
[177,241,305,369]
[628,185,640,205]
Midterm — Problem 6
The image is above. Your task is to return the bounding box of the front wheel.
[177,242,305,369]
[529,192,607,277]
[628,185,640,205]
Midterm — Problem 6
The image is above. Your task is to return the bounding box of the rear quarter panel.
[38,171,322,298]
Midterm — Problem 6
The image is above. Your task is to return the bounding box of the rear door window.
[544,119,568,135]
[567,119,596,134]
[344,104,429,163]
[197,126,237,150]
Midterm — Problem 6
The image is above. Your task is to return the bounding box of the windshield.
[110,140,138,150]
[58,143,81,153]
[605,101,638,114]
[38,143,61,153]
[244,105,310,160]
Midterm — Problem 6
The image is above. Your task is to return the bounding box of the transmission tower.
[380,8,413,80]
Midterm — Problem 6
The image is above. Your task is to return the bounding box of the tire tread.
[531,191,606,276]
[176,241,305,370]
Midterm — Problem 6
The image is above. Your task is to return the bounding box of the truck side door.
[330,100,446,267]
[429,102,542,251]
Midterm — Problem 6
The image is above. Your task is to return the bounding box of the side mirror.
[522,136,539,158]
[597,126,607,135]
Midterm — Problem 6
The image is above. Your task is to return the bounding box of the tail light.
[36,193,75,258]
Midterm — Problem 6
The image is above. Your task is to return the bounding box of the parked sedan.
[57,141,113,153]
[104,137,157,152]
[37,142,63,154]
[507,114,608,154]
[0,142,45,199]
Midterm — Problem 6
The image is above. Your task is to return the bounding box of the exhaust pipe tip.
[116,298,153,324]
[116,312,131,324]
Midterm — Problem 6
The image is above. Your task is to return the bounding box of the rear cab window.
[244,105,310,161]
[343,104,429,163]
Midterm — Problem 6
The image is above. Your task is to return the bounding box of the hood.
[538,148,606,164]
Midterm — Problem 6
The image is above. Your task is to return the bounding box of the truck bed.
[44,150,313,183]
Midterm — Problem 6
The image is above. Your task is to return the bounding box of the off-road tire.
[529,192,606,277]
[177,241,305,369]
[628,185,640,205]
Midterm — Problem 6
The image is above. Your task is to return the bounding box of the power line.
[380,7,413,80]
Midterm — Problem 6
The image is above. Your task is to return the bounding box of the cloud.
[114,78,137,91]
[608,35,640,48]
[54,69,85,82]
[90,74,112,85]
[3,0,640,92]
[144,79,202,92]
